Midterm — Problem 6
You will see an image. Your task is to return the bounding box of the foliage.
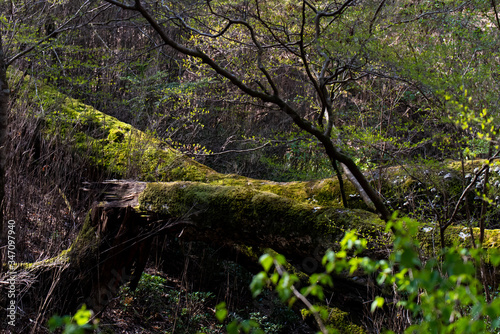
[261,136,333,181]
[247,215,500,333]
[48,305,98,334]
[7,0,500,332]
[5,0,500,183]
[119,273,223,333]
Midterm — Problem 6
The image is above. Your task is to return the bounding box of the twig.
[188,141,271,156]
[445,151,500,228]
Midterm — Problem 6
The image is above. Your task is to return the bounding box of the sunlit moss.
[137,181,386,257]
[301,308,366,334]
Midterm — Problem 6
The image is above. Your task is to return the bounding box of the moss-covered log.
[73,181,383,332]
[16,69,499,219]
[137,181,388,261]
[7,72,500,333]
[2,182,378,332]
[18,178,498,332]
[10,70,365,209]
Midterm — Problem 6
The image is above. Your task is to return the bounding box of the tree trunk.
[0,32,9,267]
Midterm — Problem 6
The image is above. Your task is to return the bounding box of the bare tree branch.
[6,0,94,66]
[102,0,392,221]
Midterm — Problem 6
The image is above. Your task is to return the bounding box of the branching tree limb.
[103,0,391,221]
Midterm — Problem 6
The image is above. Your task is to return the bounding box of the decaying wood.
[82,180,146,208]
[88,206,150,307]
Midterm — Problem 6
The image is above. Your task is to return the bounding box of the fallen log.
[5,72,500,333]
[5,174,500,333]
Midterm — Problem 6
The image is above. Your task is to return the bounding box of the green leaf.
[250,272,268,298]
[215,302,228,322]
[371,296,385,313]
[322,249,335,267]
[73,305,91,326]
[226,320,239,334]
[270,272,280,285]
[275,253,287,266]
[259,253,274,272]
[48,315,64,331]
[310,285,324,300]
[489,249,500,266]
[400,248,420,268]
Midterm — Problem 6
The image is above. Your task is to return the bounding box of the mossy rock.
[374,159,500,224]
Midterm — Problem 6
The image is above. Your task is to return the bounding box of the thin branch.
[188,141,271,156]
[291,285,328,334]
[170,6,244,39]
[299,1,321,96]
[274,263,328,334]
[326,72,369,85]
[104,0,135,10]
[369,0,388,34]
[252,1,303,58]
[304,1,317,13]
[491,0,500,31]
[6,0,93,66]
[318,0,356,19]
[364,69,438,109]
[385,1,470,29]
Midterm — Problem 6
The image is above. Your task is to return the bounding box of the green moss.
[108,128,126,143]
[138,182,385,256]
[209,176,361,208]
[301,308,366,334]
[377,160,492,222]
[14,72,221,182]
[444,159,488,173]
[483,229,500,248]
[138,182,313,235]
[10,248,71,271]
[170,162,214,182]
[417,224,500,260]
[67,209,100,267]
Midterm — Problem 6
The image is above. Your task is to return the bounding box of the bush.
[245,215,500,333]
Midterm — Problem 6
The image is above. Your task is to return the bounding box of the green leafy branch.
[217,215,500,334]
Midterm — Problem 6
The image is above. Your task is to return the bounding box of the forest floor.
[97,264,316,334]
